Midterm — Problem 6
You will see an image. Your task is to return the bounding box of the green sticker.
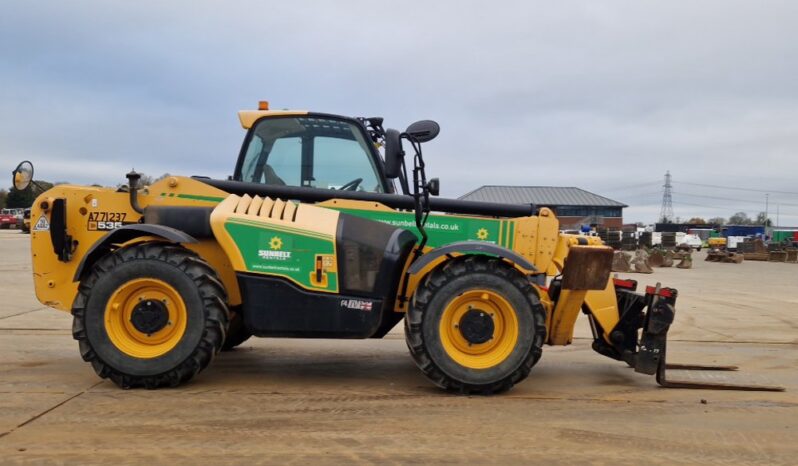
[225,220,338,292]
[332,208,507,247]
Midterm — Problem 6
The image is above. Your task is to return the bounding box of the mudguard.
[73,224,197,281]
[407,241,537,275]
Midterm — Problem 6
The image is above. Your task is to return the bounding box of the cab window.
[239,116,384,193]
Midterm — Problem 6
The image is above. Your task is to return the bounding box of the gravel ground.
[1,229,795,465]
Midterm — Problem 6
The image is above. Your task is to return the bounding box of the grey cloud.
[1,0,797,223]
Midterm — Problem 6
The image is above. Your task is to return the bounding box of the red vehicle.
[0,208,19,229]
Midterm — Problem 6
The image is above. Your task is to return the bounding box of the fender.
[73,224,198,282]
[407,241,537,275]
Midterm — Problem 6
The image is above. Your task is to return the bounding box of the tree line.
[686,211,772,227]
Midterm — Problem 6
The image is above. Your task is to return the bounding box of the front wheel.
[405,256,546,395]
[72,243,229,388]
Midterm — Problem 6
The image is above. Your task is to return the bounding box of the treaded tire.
[72,242,229,389]
[405,256,546,395]
[221,309,252,351]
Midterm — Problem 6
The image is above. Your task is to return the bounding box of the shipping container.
[772,230,798,243]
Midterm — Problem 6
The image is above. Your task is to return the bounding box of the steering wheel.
[338,177,363,191]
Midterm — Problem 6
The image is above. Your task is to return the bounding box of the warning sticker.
[34,215,50,231]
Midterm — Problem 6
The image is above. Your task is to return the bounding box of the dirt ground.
[1,229,796,465]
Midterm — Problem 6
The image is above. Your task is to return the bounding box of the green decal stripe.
[176,193,226,202]
[227,218,333,241]
[158,192,224,202]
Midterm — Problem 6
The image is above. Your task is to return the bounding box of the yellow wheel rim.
[439,289,519,369]
[104,278,188,359]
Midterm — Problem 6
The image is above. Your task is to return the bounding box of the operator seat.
[263,164,285,186]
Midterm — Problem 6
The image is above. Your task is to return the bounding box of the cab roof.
[237,110,309,129]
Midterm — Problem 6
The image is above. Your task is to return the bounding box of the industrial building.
[459,185,627,229]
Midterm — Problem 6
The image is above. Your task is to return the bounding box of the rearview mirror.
[12,161,34,191]
[383,128,403,179]
[405,120,440,143]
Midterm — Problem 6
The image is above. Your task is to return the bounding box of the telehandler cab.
[12,103,782,393]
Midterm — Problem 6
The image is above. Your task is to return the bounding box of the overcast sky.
[2,1,797,224]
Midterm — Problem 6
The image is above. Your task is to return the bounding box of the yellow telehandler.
[11,103,782,393]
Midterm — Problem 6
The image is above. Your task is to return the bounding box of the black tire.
[72,243,229,389]
[221,309,252,351]
[405,256,546,395]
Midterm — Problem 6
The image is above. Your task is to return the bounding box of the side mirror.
[405,120,440,143]
[383,128,403,179]
[12,161,34,191]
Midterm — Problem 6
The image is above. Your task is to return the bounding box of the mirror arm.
[29,180,46,192]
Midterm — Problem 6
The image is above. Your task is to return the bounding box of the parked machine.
[11,103,782,393]
[708,237,728,249]
[20,208,31,234]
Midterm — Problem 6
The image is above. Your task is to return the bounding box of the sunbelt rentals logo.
[258,235,292,261]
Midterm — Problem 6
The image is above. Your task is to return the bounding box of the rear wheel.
[405,256,546,394]
[72,243,229,388]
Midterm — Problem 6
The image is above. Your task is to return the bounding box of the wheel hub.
[130,300,169,335]
[458,309,495,344]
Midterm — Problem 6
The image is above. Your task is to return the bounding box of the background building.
[459,185,627,229]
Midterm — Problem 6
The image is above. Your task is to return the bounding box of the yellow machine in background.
[708,237,728,249]
[11,104,782,393]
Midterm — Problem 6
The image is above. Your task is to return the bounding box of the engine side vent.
[235,195,297,222]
